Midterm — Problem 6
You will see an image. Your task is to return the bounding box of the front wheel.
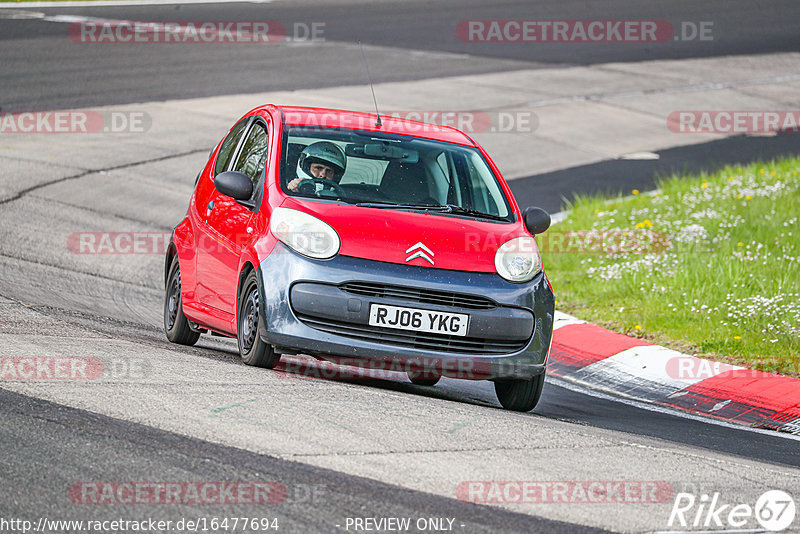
[237,270,280,368]
[164,258,200,346]
[494,373,545,412]
[407,369,440,386]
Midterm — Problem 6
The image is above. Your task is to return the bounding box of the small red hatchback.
[164,105,554,411]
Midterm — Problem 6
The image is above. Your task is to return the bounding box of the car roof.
[273,105,477,146]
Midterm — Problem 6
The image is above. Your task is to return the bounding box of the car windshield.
[280,126,513,221]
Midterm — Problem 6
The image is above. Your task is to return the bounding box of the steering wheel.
[297,178,346,198]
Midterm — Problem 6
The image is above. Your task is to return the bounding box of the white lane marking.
[552,310,585,330]
[548,375,800,441]
[785,420,800,434]
[618,151,660,160]
[0,10,45,18]
[584,345,742,390]
[709,399,733,413]
[0,0,273,8]
[44,14,102,23]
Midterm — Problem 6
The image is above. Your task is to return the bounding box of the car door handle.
[207,201,214,212]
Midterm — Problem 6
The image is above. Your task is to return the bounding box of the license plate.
[368,304,469,337]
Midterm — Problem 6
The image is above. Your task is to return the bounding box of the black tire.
[164,258,200,346]
[407,370,441,386]
[237,270,280,368]
[494,373,545,412]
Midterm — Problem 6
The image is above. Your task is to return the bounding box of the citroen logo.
[405,242,434,265]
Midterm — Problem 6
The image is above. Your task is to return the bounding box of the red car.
[164,105,554,411]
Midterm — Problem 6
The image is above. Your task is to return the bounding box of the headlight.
[495,236,542,283]
[269,207,340,259]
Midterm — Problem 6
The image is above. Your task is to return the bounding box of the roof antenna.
[358,40,382,127]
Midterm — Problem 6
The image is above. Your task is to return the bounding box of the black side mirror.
[214,171,253,201]
[523,206,551,235]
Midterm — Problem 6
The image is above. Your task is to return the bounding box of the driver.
[287,141,347,193]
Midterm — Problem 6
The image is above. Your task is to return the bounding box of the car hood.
[280,198,526,272]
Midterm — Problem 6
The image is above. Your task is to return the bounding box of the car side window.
[214,117,250,176]
[232,122,269,191]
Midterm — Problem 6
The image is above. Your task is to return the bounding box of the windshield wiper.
[354,202,509,220]
[354,202,449,211]
[442,204,509,221]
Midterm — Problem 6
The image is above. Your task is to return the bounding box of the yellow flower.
[701,182,709,189]
[760,169,765,174]
[734,336,741,340]
[746,195,752,200]
[737,242,743,247]
[737,193,742,199]
[632,189,639,195]
[555,300,559,307]
[644,219,652,227]
[634,324,643,331]
[596,209,601,214]
[728,176,734,181]
[771,171,776,176]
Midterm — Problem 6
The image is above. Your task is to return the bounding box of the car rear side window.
[214,117,250,176]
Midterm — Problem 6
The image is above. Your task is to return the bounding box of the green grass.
[545,158,800,377]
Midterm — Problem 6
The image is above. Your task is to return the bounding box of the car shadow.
[271,355,502,410]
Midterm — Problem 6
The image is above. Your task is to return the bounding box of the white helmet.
[295,141,347,182]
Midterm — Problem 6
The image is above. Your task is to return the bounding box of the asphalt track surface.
[1,2,800,533]
[0,389,605,534]
[1,0,800,110]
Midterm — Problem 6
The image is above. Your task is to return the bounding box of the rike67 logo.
[668,490,796,532]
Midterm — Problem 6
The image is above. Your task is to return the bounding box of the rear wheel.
[494,374,545,412]
[164,258,200,346]
[237,270,280,368]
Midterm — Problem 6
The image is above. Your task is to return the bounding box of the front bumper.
[257,242,554,380]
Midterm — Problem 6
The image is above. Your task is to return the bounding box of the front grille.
[339,281,497,310]
[296,315,526,355]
